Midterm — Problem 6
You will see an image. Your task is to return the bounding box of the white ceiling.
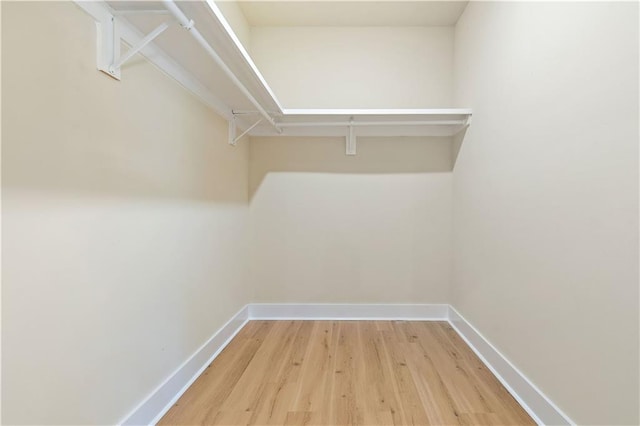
[236,1,469,27]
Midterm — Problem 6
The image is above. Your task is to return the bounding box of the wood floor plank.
[381,325,431,425]
[333,322,359,425]
[401,322,461,425]
[159,321,536,426]
[430,323,534,425]
[245,321,305,425]
[215,321,296,421]
[356,321,400,425]
[417,322,492,415]
[158,321,271,425]
[291,321,336,424]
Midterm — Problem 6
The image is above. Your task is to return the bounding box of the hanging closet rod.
[277,120,467,128]
[161,0,280,132]
[112,10,171,16]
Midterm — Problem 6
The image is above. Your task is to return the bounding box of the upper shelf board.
[86,1,472,140]
[241,109,472,138]
[103,0,283,116]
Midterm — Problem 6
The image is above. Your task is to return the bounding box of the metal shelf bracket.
[96,12,172,80]
[229,116,263,146]
[346,118,356,156]
[228,116,237,145]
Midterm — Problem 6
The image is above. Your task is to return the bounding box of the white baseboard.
[249,303,449,320]
[119,305,249,425]
[117,303,574,426]
[448,306,574,426]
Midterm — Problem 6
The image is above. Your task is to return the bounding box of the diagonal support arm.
[230,118,263,146]
[110,21,172,74]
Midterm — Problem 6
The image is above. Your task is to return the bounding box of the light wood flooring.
[159,321,535,425]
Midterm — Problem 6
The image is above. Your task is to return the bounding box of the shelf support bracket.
[97,14,172,80]
[346,118,356,155]
[230,118,263,146]
[228,116,237,145]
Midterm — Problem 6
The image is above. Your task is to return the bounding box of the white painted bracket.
[228,116,237,145]
[96,12,172,80]
[229,117,263,146]
[96,14,121,79]
[346,119,356,155]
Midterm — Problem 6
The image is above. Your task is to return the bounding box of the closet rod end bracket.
[228,117,237,146]
[346,118,356,156]
[96,14,122,80]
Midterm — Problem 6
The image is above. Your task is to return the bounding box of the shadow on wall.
[249,136,456,200]
[1,0,249,205]
[2,111,249,205]
[451,127,468,167]
[2,2,252,424]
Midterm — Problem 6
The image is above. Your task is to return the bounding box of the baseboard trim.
[119,305,250,425]
[249,303,450,320]
[118,303,574,426]
[448,306,574,426]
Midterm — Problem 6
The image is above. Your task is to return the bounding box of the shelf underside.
[104,1,472,139]
[240,109,472,138]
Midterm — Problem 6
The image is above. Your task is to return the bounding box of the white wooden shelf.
[78,0,472,155]
[257,108,472,137]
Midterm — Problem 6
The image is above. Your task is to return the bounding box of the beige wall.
[2,2,250,424]
[452,2,639,424]
[249,137,453,303]
[215,0,251,51]
[250,26,453,108]
[4,1,639,425]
